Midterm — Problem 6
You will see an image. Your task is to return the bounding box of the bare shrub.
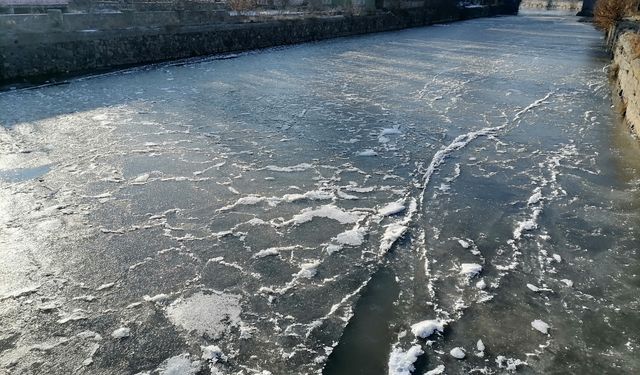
[594,0,636,30]
[228,0,258,11]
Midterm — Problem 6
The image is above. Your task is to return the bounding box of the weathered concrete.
[0,2,520,85]
[519,0,582,11]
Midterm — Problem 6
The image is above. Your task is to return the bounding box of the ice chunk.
[476,339,485,351]
[111,327,130,339]
[526,284,540,292]
[458,239,470,249]
[410,319,445,339]
[357,149,378,157]
[560,279,573,287]
[290,205,360,225]
[475,279,486,289]
[388,345,423,375]
[378,201,406,216]
[295,262,319,279]
[201,345,224,362]
[460,263,482,277]
[425,365,445,375]
[552,254,562,262]
[157,353,201,375]
[531,319,550,334]
[166,292,241,337]
[263,163,313,172]
[450,347,465,359]
[527,188,542,205]
[96,282,115,291]
[336,228,365,246]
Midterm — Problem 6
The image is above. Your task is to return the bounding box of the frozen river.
[1,11,640,375]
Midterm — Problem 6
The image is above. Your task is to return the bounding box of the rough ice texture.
[513,208,541,239]
[263,163,313,172]
[450,347,465,359]
[166,292,241,337]
[531,319,550,334]
[388,345,424,375]
[410,319,445,338]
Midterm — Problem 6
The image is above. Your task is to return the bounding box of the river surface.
[1,11,640,375]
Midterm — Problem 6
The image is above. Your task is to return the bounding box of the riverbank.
[0,3,519,87]
[607,20,640,137]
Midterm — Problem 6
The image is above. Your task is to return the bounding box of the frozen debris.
[57,309,89,324]
[290,205,360,225]
[425,365,445,375]
[96,282,115,291]
[388,345,423,375]
[531,319,550,334]
[458,239,471,249]
[357,149,378,157]
[201,345,224,362]
[410,319,445,339]
[476,279,487,289]
[560,279,574,287]
[111,327,131,339]
[263,163,313,172]
[552,254,562,263]
[282,190,334,202]
[335,228,365,246]
[460,263,482,278]
[496,355,528,371]
[378,201,406,216]
[450,347,465,359]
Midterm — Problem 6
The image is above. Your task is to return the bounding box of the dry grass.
[594,0,636,30]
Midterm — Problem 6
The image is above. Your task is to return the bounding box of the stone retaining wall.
[0,3,519,85]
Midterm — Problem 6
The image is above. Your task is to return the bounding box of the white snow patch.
[388,345,423,375]
[513,208,542,239]
[476,279,486,289]
[411,319,445,339]
[295,262,320,279]
[157,353,201,375]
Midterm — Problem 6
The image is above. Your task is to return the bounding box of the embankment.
[607,21,640,136]
[0,3,520,86]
